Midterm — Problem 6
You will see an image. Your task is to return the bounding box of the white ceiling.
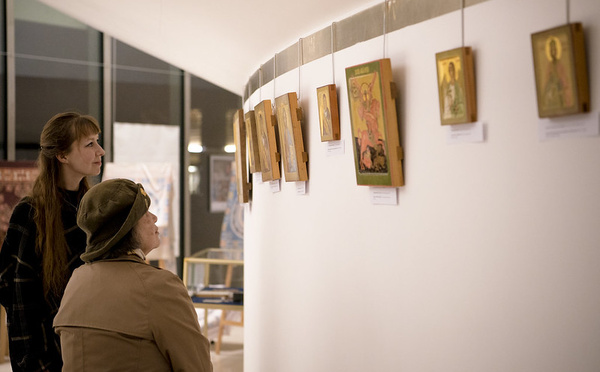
[39,0,382,96]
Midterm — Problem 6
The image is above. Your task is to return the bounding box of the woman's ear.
[56,153,69,164]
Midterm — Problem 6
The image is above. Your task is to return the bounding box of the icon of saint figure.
[441,61,465,119]
[542,37,572,110]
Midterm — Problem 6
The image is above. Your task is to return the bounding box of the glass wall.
[112,41,184,268]
[0,0,6,159]
[189,75,241,253]
[14,0,102,160]
[114,40,182,125]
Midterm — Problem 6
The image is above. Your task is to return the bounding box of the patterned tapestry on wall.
[220,161,243,250]
[0,162,38,246]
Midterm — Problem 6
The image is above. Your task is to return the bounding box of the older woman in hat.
[53,178,212,372]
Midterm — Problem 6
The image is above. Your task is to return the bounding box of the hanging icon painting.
[345,58,404,187]
[531,23,589,118]
[435,46,477,125]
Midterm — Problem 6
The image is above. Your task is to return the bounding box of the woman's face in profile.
[61,132,105,177]
[133,211,160,254]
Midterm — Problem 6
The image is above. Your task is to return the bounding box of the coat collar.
[91,254,148,265]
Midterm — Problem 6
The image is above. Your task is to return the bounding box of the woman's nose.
[97,144,106,156]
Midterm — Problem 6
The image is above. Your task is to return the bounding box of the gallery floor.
[0,327,244,372]
[209,326,244,372]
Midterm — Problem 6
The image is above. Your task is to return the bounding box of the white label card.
[538,112,599,141]
[326,140,345,156]
[269,180,281,193]
[446,121,484,144]
[296,181,307,195]
[369,187,398,205]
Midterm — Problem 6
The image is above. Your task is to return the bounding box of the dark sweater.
[0,190,86,372]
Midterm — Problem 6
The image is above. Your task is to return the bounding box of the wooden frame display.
[345,58,404,187]
[233,109,250,203]
[316,84,340,141]
[435,47,477,125]
[254,100,280,181]
[244,110,261,174]
[531,23,589,118]
[275,92,308,182]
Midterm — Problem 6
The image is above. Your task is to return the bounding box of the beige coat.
[54,255,212,372]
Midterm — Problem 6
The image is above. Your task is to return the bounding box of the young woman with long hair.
[0,112,105,371]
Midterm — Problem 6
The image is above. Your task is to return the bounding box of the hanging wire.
[298,38,303,101]
[247,83,251,111]
[273,53,277,100]
[331,22,336,85]
[240,86,244,110]
[461,0,465,47]
[566,0,570,24]
[382,0,387,58]
[259,65,263,102]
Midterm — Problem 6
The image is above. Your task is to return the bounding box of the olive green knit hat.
[78,178,151,262]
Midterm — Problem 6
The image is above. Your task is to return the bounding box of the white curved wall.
[244,0,600,371]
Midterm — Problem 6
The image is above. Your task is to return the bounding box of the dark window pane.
[188,75,241,254]
[14,1,100,62]
[115,40,171,71]
[15,58,102,160]
[190,76,241,151]
[0,0,5,159]
[13,1,102,161]
[114,41,182,125]
[0,57,5,160]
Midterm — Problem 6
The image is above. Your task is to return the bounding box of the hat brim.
[80,184,150,262]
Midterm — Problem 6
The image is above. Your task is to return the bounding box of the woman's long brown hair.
[31,112,101,301]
